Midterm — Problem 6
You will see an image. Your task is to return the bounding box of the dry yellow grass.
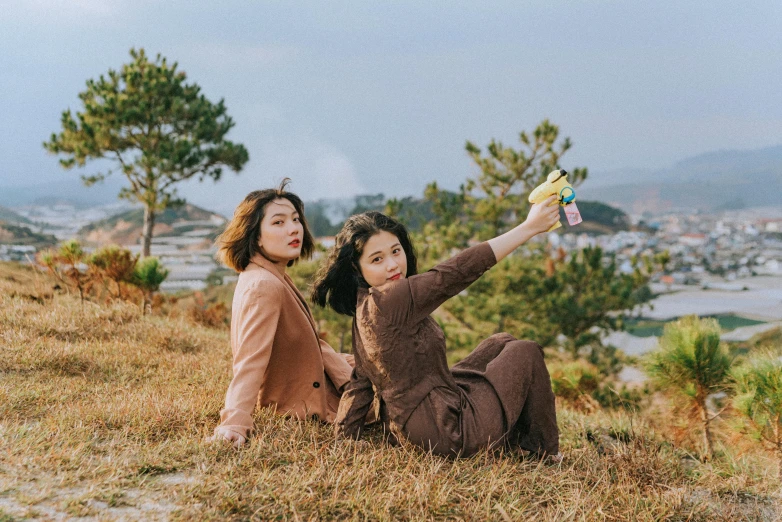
[0,261,780,521]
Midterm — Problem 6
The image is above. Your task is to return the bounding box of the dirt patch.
[0,473,193,521]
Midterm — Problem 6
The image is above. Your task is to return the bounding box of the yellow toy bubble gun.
[528,169,583,232]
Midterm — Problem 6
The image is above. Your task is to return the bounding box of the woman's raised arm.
[371,196,560,326]
[487,195,560,262]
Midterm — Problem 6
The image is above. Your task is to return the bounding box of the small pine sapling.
[90,245,138,300]
[38,239,91,303]
[733,354,782,480]
[643,315,733,460]
[132,256,169,314]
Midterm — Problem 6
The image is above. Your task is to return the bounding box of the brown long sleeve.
[319,339,353,393]
[371,242,497,326]
[343,242,498,430]
[335,331,376,439]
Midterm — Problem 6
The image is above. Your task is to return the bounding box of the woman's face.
[258,198,304,264]
[358,230,408,287]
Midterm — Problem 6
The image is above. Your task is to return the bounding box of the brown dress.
[335,242,559,458]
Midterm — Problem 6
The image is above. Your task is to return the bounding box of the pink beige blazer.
[216,253,354,439]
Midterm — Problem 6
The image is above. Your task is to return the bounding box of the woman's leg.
[498,341,559,456]
[452,335,559,456]
[452,333,516,373]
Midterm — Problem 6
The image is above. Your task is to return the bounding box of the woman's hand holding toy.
[488,195,560,262]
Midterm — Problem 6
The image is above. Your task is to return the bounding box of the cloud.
[308,143,366,198]
[249,135,366,201]
[178,133,366,216]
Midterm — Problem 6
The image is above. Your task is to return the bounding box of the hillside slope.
[78,203,227,245]
[574,200,631,234]
[0,261,779,520]
[0,222,57,247]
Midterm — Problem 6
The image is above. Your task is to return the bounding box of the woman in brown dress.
[312,196,562,459]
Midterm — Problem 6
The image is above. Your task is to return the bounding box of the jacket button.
[313,382,320,388]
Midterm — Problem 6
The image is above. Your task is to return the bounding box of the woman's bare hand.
[208,427,247,448]
[523,195,560,235]
[488,195,562,263]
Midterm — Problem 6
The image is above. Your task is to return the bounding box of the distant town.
[2,200,782,356]
[3,201,782,286]
[1,201,227,293]
[553,206,782,283]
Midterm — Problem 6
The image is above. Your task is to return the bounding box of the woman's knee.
[506,340,545,361]
[488,332,516,344]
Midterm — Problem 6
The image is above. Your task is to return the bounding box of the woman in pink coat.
[212,180,354,447]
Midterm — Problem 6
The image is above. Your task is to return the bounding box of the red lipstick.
[388,273,401,281]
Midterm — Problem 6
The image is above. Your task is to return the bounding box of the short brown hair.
[216,179,315,271]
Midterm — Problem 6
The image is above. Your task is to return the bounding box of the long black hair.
[311,211,418,316]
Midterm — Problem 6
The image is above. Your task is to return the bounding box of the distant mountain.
[579,145,782,213]
[5,144,782,215]
[664,145,782,184]
[0,176,127,208]
[78,203,227,246]
[575,201,630,234]
[0,206,34,225]
[0,222,57,248]
[578,167,655,188]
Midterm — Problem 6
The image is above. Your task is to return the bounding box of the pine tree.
[44,48,249,256]
[90,245,138,300]
[644,316,733,460]
[733,354,782,479]
[38,240,91,304]
[425,119,587,244]
[132,257,169,314]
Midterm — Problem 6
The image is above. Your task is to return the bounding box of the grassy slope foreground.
[0,262,780,521]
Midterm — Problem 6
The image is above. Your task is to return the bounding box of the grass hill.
[78,203,227,245]
[0,261,779,520]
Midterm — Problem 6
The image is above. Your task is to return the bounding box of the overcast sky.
[2,0,781,212]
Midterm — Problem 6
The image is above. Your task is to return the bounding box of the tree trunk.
[141,291,151,315]
[776,421,781,481]
[700,399,713,461]
[142,205,156,258]
[496,315,505,334]
[778,448,781,482]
